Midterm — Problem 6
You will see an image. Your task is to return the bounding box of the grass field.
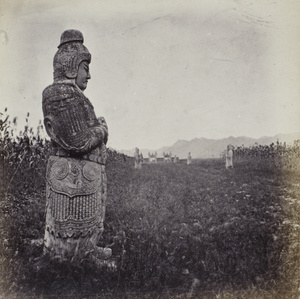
[0,153,299,298]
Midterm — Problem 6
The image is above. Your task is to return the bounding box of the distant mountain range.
[119,132,300,159]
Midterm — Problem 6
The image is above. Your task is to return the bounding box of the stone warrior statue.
[42,29,109,261]
[187,152,192,165]
[134,147,142,169]
[225,145,234,169]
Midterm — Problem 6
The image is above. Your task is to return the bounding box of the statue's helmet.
[53,29,91,81]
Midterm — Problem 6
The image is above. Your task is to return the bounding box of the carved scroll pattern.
[45,156,106,238]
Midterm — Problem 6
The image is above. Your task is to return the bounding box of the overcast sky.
[0,0,299,150]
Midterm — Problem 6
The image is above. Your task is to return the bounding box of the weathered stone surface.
[42,30,108,261]
[134,147,142,169]
[226,145,234,169]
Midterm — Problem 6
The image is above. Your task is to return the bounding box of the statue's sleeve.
[42,84,108,155]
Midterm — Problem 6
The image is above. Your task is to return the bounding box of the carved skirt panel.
[45,156,107,238]
[49,192,98,221]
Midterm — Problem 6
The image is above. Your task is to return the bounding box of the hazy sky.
[0,0,299,150]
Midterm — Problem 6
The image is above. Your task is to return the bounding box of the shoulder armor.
[42,83,99,153]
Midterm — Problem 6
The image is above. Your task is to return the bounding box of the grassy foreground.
[0,155,299,298]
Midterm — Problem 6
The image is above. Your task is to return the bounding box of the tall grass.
[0,111,299,298]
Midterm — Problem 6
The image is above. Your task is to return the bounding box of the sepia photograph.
[0,0,299,298]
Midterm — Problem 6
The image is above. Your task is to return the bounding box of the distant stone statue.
[187,152,192,165]
[134,147,142,169]
[173,155,178,164]
[226,145,234,169]
[42,30,109,262]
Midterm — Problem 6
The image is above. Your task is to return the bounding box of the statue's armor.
[42,83,108,253]
[42,82,107,164]
[45,156,106,238]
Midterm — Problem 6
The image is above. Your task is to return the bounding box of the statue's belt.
[46,156,105,197]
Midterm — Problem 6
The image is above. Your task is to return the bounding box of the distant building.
[163,152,172,163]
[148,152,158,163]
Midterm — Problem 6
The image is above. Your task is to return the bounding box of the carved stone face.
[76,61,91,90]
